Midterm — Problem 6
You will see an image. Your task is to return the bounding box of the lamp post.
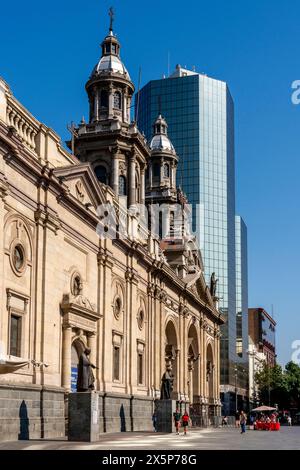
[234,365,238,412]
[268,365,271,407]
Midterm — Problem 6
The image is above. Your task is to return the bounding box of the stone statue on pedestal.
[210,272,218,298]
[76,347,97,392]
[160,364,174,400]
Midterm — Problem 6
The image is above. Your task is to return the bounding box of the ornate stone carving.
[75,180,85,203]
[119,161,127,175]
[62,293,95,311]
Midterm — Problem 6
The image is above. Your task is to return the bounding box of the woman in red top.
[182,411,190,435]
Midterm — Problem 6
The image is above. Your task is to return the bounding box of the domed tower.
[146,114,202,279]
[71,9,149,208]
[146,114,178,203]
[85,19,133,124]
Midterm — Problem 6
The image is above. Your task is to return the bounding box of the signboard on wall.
[71,366,78,392]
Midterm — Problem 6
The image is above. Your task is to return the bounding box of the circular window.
[113,297,122,319]
[71,274,83,296]
[137,309,145,330]
[10,242,26,275]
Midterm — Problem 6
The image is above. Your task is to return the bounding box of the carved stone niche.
[61,293,101,333]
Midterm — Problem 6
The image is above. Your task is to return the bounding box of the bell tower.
[70,8,149,208]
[146,114,178,204]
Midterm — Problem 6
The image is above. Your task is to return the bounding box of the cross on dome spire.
[108,7,114,34]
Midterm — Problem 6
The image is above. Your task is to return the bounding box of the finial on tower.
[109,6,114,33]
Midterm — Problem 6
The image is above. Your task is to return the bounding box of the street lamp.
[234,365,238,412]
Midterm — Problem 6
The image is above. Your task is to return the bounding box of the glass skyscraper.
[137,66,248,414]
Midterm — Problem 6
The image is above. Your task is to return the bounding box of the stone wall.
[100,392,153,433]
[0,383,65,441]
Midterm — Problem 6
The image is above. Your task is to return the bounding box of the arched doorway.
[187,324,200,404]
[71,339,85,392]
[165,320,178,397]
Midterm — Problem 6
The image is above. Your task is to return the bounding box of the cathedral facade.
[0,19,223,441]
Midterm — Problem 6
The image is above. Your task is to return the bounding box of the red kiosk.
[252,406,280,431]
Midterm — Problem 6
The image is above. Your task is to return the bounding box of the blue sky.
[1,0,299,365]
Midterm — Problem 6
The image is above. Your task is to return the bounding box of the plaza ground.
[0,426,299,450]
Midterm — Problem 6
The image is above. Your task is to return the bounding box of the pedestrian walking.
[235,410,240,428]
[173,408,181,435]
[287,415,292,426]
[182,410,190,435]
[222,415,228,427]
[240,411,247,434]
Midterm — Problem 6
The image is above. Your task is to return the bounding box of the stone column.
[149,165,153,189]
[94,88,99,122]
[112,153,119,195]
[62,325,72,390]
[87,332,97,368]
[199,319,204,398]
[123,87,128,122]
[214,336,218,400]
[108,85,114,119]
[128,154,136,207]
[171,162,176,188]
[188,358,193,403]
[178,306,184,398]
[140,166,145,206]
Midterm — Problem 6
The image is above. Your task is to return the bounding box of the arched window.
[163,163,170,178]
[95,165,107,184]
[153,163,160,178]
[113,92,121,109]
[100,90,108,108]
[119,175,127,196]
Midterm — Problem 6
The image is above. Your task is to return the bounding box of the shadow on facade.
[18,400,29,440]
[120,404,126,432]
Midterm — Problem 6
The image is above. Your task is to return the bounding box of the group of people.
[173,409,191,435]
[152,408,191,435]
[221,410,247,433]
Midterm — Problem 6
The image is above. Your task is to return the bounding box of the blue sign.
[71,366,78,392]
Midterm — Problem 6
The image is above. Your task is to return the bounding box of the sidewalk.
[0,426,299,450]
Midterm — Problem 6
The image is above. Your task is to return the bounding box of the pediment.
[188,272,215,309]
[53,163,107,213]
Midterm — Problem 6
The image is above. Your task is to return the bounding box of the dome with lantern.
[149,115,176,153]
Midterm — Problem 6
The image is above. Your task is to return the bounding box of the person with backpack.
[173,408,181,435]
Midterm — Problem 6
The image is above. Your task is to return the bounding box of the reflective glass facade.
[137,71,248,398]
[235,216,249,389]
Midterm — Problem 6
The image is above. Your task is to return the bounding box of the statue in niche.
[76,347,97,392]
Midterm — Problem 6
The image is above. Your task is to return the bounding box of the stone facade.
[0,19,223,441]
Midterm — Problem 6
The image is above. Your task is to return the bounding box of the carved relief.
[75,180,85,203]
[119,161,127,175]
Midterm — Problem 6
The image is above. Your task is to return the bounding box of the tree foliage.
[254,361,300,410]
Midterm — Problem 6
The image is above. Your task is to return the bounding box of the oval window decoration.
[137,309,145,330]
[113,296,122,320]
[10,241,27,276]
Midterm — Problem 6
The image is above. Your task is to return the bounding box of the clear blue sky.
[1,0,299,365]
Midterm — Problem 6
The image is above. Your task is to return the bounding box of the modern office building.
[248,308,276,366]
[248,307,276,405]
[137,65,248,414]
